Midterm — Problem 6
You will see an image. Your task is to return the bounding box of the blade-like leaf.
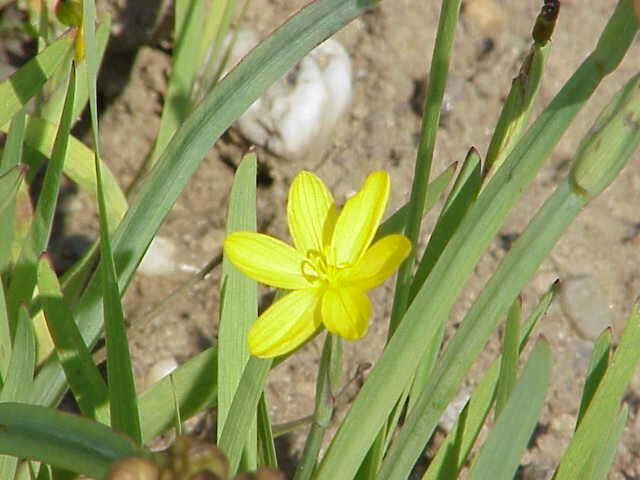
[0,32,73,127]
[0,403,143,479]
[468,339,551,480]
[218,152,257,443]
[37,255,109,423]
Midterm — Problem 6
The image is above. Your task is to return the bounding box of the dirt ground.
[5,0,640,477]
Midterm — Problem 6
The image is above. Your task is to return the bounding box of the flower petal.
[332,171,390,266]
[321,287,370,340]
[345,234,411,290]
[248,289,322,358]
[224,232,311,289]
[287,171,336,254]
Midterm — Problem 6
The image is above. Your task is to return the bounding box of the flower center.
[301,248,347,287]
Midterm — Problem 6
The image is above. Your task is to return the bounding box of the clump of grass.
[0,0,639,479]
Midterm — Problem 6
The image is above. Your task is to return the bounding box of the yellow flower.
[223,170,411,358]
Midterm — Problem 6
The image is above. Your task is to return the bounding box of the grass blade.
[6,61,74,335]
[494,297,521,418]
[219,356,271,475]
[421,282,557,480]
[553,304,640,480]
[0,32,73,128]
[389,0,462,336]
[138,346,218,443]
[576,328,612,427]
[37,255,109,423]
[468,339,551,480]
[0,403,143,479]
[0,306,35,480]
[218,153,257,442]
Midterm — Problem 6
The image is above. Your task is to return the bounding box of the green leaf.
[0,109,26,274]
[218,152,257,445]
[375,162,456,241]
[0,403,143,479]
[483,0,556,182]
[256,394,277,469]
[0,32,73,128]
[218,357,271,475]
[494,296,521,418]
[468,339,551,480]
[410,147,482,300]
[421,281,557,480]
[576,327,612,427]
[0,306,35,480]
[139,347,218,443]
[37,255,109,424]
[146,0,205,168]
[0,165,25,214]
[21,116,127,230]
[554,304,640,480]
[7,61,74,336]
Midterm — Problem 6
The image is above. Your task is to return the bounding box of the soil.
[4,0,640,478]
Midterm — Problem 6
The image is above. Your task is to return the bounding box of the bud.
[106,457,159,480]
[569,73,640,199]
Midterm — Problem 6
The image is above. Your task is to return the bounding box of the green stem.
[388,0,463,337]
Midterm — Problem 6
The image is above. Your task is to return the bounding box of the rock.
[235,38,353,161]
[144,357,179,390]
[138,236,197,276]
[559,275,612,341]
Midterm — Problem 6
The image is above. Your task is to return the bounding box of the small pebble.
[236,38,352,160]
[559,275,612,341]
[144,357,179,390]
[138,236,197,276]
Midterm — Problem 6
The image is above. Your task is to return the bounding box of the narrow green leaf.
[218,152,257,444]
[96,131,141,442]
[483,1,557,182]
[0,305,35,479]
[218,357,271,475]
[582,404,628,480]
[554,304,640,480]
[139,346,218,443]
[375,162,456,241]
[406,148,482,416]
[576,328,612,427]
[389,0,463,335]
[0,403,143,479]
[410,148,481,300]
[37,255,109,423]
[421,282,557,480]
[0,165,25,213]
[0,109,26,274]
[20,117,128,230]
[0,32,73,127]
[147,0,204,168]
[256,394,277,469]
[468,339,551,480]
[6,62,74,336]
[0,282,10,386]
[494,297,521,418]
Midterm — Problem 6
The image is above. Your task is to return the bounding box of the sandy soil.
[4,0,640,477]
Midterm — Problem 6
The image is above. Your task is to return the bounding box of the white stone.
[144,357,179,390]
[235,38,353,160]
[138,236,197,276]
